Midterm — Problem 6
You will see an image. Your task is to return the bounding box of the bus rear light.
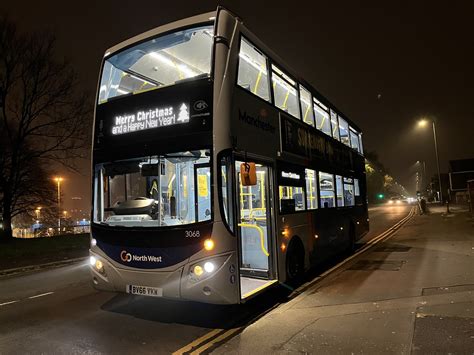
[204,239,214,251]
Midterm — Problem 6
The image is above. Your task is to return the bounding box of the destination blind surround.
[111,102,190,135]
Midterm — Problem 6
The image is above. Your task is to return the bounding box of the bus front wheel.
[286,238,304,286]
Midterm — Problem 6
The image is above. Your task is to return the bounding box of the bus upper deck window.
[237,38,270,102]
[272,64,300,119]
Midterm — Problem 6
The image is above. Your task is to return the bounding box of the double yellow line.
[172,327,243,355]
[173,206,416,354]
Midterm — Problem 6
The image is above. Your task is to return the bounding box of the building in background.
[448,158,474,203]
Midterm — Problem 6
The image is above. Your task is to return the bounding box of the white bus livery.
[90,7,369,304]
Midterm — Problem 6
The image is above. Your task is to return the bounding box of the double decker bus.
[90,7,368,304]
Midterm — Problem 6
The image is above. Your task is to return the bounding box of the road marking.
[172,328,223,355]
[189,327,242,354]
[172,206,416,354]
[0,300,20,307]
[28,292,54,299]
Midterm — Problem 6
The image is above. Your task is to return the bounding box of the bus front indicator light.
[204,239,214,251]
[281,243,287,252]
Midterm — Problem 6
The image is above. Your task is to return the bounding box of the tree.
[0,17,90,240]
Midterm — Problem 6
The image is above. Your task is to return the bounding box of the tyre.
[286,239,305,286]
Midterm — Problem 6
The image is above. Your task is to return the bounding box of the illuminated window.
[272,64,300,119]
[336,175,344,206]
[279,186,305,213]
[343,177,355,206]
[98,24,214,103]
[94,150,211,227]
[359,133,364,155]
[339,116,350,146]
[350,127,361,152]
[319,172,335,208]
[237,37,271,101]
[354,178,360,196]
[299,86,314,126]
[330,109,340,141]
[314,99,331,136]
[305,169,318,209]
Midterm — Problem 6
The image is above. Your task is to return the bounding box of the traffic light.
[377,193,384,199]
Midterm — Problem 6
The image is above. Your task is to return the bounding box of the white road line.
[28,292,54,299]
[0,300,20,307]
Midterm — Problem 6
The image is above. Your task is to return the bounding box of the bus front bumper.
[89,251,239,304]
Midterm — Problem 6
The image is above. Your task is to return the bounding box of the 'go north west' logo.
[119,250,163,263]
[120,250,132,262]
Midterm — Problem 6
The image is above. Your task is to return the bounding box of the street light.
[35,206,42,220]
[54,177,63,233]
[417,118,443,202]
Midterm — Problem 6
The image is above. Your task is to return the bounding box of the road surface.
[0,204,411,354]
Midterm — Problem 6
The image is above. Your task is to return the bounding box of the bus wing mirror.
[240,162,257,186]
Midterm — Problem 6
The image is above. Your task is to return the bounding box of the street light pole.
[431,121,443,203]
[54,177,63,233]
[418,119,443,202]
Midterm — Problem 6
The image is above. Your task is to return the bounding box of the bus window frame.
[217,149,237,236]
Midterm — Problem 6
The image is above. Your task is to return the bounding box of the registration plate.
[126,284,163,297]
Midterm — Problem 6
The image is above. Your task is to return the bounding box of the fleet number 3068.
[185,230,200,238]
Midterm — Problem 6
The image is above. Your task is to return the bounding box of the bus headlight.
[193,265,204,276]
[91,238,97,247]
[90,256,106,275]
[204,262,215,273]
[189,255,228,283]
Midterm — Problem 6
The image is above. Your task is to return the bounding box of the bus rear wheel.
[286,239,304,286]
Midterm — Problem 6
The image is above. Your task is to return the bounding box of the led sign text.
[281,171,300,180]
[111,103,189,135]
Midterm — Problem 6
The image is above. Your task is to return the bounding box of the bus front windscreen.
[98,24,214,104]
[93,149,211,227]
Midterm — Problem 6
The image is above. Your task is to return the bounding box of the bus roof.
[103,10,216,59]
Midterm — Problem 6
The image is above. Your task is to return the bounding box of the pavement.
[213,205,474,354]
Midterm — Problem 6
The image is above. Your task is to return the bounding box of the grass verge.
[0,234,89,271]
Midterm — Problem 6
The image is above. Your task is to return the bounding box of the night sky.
[2,0,473,208]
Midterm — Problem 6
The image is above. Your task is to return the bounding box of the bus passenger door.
[235,160,276,300]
